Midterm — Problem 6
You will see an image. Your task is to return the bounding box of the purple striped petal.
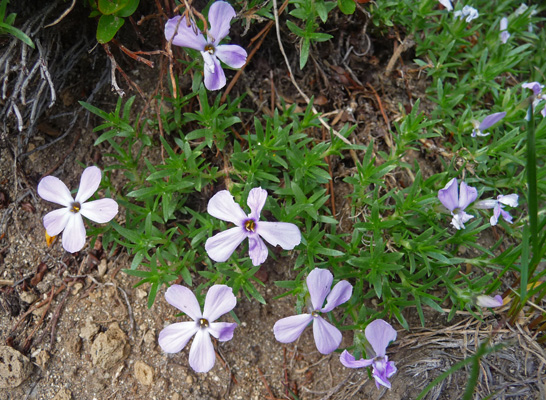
[372,357,397,389]
[80,198,118,223]
[205,227,247,262]
[38,176,73,207]
[203,54,225,90]
[62,213,86,253]
[189,329,216,373]
[476,294,503,308]
[438,178,458,211]
[215,44,247,69]
[313,316,342,354]
[340,350,374,368]
[75,166,102,204]
[164,16,207,51]
[273,314,313,343]
[207,190,246,225]
[451,211,473,230]
[247,187,267,221]
[158,321,199,353]
[248,235,268,265]
[478,112,506,131]
[307,268,333,310]
[208,322,237,341]
[321,280,352,313]
[365,319,397,358]
[256,221,301,250]
[522,82,543,96]
[458,181,477,209]
[500,208,513,223]
[203,285,237,322]
[165,285,202,320]
[43,208,70,237]
[206,1,236,45]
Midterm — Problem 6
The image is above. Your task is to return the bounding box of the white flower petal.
[248,235,268,266]
[203,285,237,322]
[205,227,247,262]
[498,194,518,207]
[215,44,247,69]
[43,208,70,237]
[273,314,313,343]
[62,213,86,253]
[208,322,237,342]
[207,190,247,225]
[75,166,102,204]
[79,198,118,223]
[246,187,267,221]
[37,176,73,207]
[189,329,216,373]
[165,285,202,320]
[256,221,301,250]
[203,54,225,91]
[158,321,198,353]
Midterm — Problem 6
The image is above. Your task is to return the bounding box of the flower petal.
[306,268,333,310]
[451,211,473,230]
[189,329,216,373]
[273,314,313,343]
[203,284,237,322]
[500,17,508,31]
[208,322,237,342]
[491,203,502,226]
[37,176,73,207]
[438,0,453,11]
[438,178,458,211]
[522,82,543,96]
[165,284,202,320]
[205,227,247,262]
[339,350,374,369]
[207,190,247,225]
[206,1,236,45]
[474,199,497,209]
[247,187,267,221]
[256,221,301,250]
[313,316,342,354]
[75,166,102,204]
[479,112,506,131]
[476,294,503,308]
[500,30,510,44]
[365,319,397,358]
[372,357,397,389]
[158,321,199,353]
[458,181,478,209]
[498,194,518,207]
[321,280,353,313]
[62,213,86,253]
[203,54,226,91]
[500,208,513,223]
[43,208,70,237]
[80,198,118,223]
[248,235,268,266]
[215,44,247,69]
[164,16,207,51]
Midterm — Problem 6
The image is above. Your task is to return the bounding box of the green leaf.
[0,21,34,48]
[98,0,129,15]
[96,14,125,43]
[337,0,355,15]
[117,0,139,17]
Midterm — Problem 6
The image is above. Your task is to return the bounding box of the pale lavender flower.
[454,5,479,23]
[438,0,453,11]
[438,178,478,230]
[164,1,247,91]
[476,294,503,308]
[523,82,546,118]
[474,194,518,226]
[205,187,301,266]
[471,111,506,137]
[158,284,237,373]
[37,166,118,253]
[340,319,397,389]
[273,268,353,355]
[500,17,510,44]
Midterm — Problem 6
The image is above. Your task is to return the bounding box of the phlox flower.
[205,187,301,266]
[340,319,397,389]
[454,5,479,23]
[476,294,504,308]
[273,268,353,355]
[438,178,478,230]
[474,194,518,226]
[164,1,247,91]
[37,166,118,253]
[437,0,453,11]
[471,111,506,137]
[500,17,510,44]
[523,81,546,118]
[158,284,237,373]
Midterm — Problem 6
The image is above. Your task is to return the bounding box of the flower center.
[70,202,81,213]
[199,318,209,328]
[453,207,461,215]
[244,219,256,233]
[204,44,215,54]
[311,310,320,318]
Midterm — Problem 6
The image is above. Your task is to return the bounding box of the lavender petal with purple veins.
[158,284,237,373]
[205,187,301,266]
[164,1,247,91]
[438,178,478,230]
[340,319,398,389]
[476,294,504,308]
[273,268,353,355]
[471,111,506,137]
[475,193,518,226]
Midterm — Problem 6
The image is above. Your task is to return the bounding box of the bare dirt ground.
[1,1,545,399]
